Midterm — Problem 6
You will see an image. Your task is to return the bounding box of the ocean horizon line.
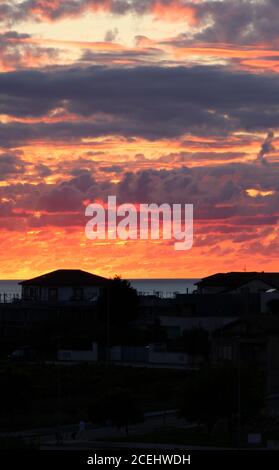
[0,277,201,282]
[0,278,199,295]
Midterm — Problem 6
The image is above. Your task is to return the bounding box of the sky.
[0,0,279,279]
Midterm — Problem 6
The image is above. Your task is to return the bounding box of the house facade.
[20,269,108,303]
[212,315,279,396]
[196,272,279,295]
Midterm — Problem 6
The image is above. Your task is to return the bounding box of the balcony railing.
[0,293,21,304]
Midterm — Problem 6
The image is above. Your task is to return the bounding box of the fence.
[138,291,180,298]
[0,292,21,303]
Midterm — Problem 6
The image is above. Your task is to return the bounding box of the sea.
[0,279,199,298]
[130,279,198,296]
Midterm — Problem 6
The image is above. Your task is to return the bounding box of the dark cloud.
[257,131,275,164]
[80,47,163,67]
[0,3,14,24]
[34,163,53,178]
[0,30,59,70]
[0,1,173,24]
[104,28,119,43]
[38,185,84,212]
[193,0,279,46]
[0,160,278,250]
[100,165,123,173]
[0,151,26,179]
[0,65,279,142]
[0,199,13,217]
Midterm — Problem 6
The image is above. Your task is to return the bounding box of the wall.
[198,286,227,294]
[261,291,279,314]
[231,280,273,294]
[148,350,189,365]
[58,342,202,367]
[267,336,279,395]
[58,342,98,362]
[198,280,274,295]
[159,315,235,335]
[33,285,100,302]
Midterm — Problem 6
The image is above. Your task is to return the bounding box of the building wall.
[58,342,200,367]
[23,285,100,302]
[110,346,122,361]
[261,291,279,314]
[198,280,274,295]
[197,286,226,294]
[159,315,235,335]
[148,350,189,365]
[267,337,279,395]
[230,280,273,294]
[58,342,98,362]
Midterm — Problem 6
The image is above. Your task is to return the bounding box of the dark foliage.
[178,362,264,431]
[89,388,143,435]
[97,276,139,326]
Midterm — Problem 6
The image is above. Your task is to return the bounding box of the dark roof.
[19,269,108,287]
[195,272,279,291]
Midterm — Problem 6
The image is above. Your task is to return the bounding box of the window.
[222,345,232,360]
[23,287,29,300]
[62,352,71,360]
[48,288,58,301]
[30,287,39,299]
[23,286,39,300]
[73,288,83,300]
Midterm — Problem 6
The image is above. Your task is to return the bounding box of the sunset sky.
[0,0,279,279]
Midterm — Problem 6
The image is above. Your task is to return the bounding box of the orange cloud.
[172,44,279,59]
[0,224,278,280]
[152,1,198,24]
[28,0,112,22]
[26,37,125,51]
[240,59,279,73]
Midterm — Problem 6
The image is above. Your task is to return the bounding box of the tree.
[182,328,210,358]
[178,362,263,433]
[0,367,32,417]
[89,388,143,436]
[97,276,139,326]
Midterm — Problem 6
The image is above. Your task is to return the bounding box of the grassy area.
[0,362,189,431]
[0,437,38,449]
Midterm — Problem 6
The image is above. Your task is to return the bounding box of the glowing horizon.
[0,0,278,279]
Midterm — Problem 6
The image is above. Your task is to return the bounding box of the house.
[196,272,279,295]
[212,315,279,397]
[20,269,108,302]
[134,292,261,338]
[158,314,236,338]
